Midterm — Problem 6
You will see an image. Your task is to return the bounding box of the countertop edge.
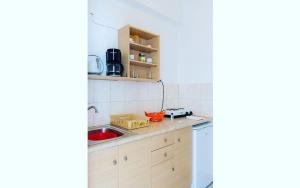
[88,118,211,153]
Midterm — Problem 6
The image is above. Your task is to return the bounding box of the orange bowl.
[145,111,165,122]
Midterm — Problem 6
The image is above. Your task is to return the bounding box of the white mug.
[129,54,135,60]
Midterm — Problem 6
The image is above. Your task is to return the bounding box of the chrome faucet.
[88,105,98,113]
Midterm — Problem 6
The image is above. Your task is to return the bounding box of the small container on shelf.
[146,57,153,63]
[129,54,135,60]
[139,53,146,62]
[129,37,134,43]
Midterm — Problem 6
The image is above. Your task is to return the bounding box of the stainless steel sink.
[88,125,132,145]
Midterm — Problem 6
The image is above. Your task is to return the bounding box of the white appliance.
[164,108,192,118]
[88,55,104,75]
[192,122,213,188]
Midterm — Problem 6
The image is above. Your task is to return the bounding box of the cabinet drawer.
[151,132,174,151]
[174,127,192,152]
[151,145,174,166]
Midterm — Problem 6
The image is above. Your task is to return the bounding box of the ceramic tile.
[110,81,126,102]
[110,101,140,114]
[136,82,150,101]
[94,80,110,103]
[165,84,179,100]
[88,80,94,104]
[165,98,179,109]
[88,108,95,127]
[94,102,110,126]
[141,100,161,112]
[123,82,138,101]
[148,82,163,100]
[178,84,193,99]
[199,83,213,100]
[199,100,213,116]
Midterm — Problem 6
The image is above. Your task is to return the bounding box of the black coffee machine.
[106,48,124,77]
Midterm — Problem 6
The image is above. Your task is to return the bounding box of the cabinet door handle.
[164,138,168,143]
[172,167,175,172]
[177,138,181,142]
[124,156,128,161]
[164,152,168,157]
[113,160,117,165]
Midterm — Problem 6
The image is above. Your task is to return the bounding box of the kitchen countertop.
[88,117,211,153]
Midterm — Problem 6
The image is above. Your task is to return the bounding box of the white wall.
[178,0,213,84]
[126,0,183,22]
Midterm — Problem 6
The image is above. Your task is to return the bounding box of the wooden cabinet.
[174,127,193,188]
[89,127,192,188]
[88,147,118,188]
[89,138,151,188]
[151,158,176,188]
[118,138,151,188]
[119,25,160,81]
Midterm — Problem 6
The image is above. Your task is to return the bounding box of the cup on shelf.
[146,57,153,63]
[129,54,135,60]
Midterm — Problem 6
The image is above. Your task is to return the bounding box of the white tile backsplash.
[88,80,94,104]
[148,82,162,100]
[110,81,126,102]
[88,80,212,127]
[178,83,213,117]
[165,84,179,100]
[136,82,150,101]
[94,80,110,103]
[94,102,110,125]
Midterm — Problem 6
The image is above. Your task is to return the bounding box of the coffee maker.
[106,48,124,77]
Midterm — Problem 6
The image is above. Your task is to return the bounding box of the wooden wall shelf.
[129,42,158,53]
[130,60,157,67]
[119,25,160,81]
[88,75,159,82]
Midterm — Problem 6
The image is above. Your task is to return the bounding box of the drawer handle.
[164,152,168,157]
[124,156,128,161]
[113,160,117,165]
[172,167,175,172]
[178,138,181,142]
[164,138,168,143]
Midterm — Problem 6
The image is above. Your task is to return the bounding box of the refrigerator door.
[192,123,213,188]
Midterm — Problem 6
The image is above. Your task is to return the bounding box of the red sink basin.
[88,128,123,141]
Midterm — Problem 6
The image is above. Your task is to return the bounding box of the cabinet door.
[151,159,176,188]
[174,127,192,188]
[88,147,118,188]
[118,138,151,188]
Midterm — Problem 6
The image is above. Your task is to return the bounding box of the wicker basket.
[110,114,150,130]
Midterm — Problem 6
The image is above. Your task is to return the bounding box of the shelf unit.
[119,25,160,81]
